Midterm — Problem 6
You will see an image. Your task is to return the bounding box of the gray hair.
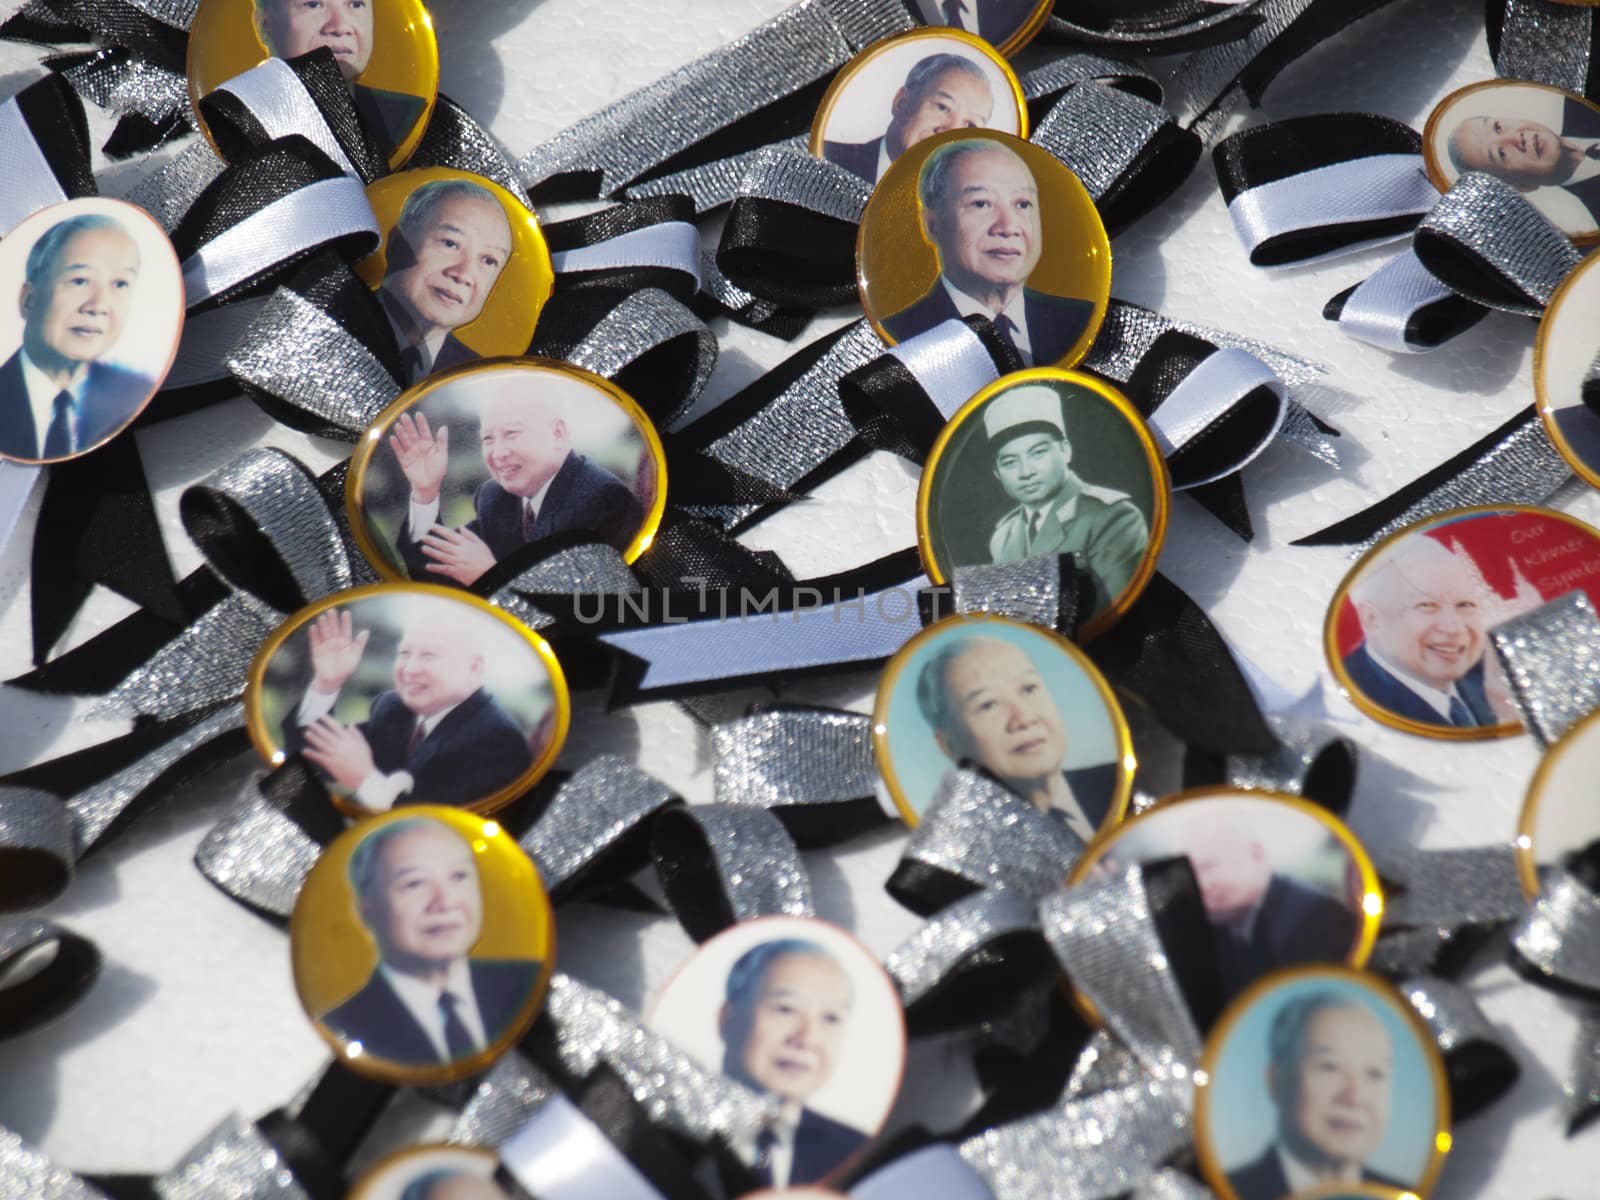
[389,178,506,267]
[915,634,1009,739]
[1268,991,1387,1099]
[902,52,988,102]
[347,817,456,903]
[719,938,849,1083]
[918,135,1032,212]
[24,214,134,295]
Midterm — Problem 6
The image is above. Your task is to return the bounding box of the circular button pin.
[1536,249,1600,490]
[909,0,1053,57]
[348,1143,505,1199]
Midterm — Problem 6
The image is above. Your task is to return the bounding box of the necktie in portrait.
[43,390,75,459]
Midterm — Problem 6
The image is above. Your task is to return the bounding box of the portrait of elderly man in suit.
[1226,992,1407,1200]
[917,0,1039,44]
[915,632,1117,840]
[390,386,646,585]
[253,0,426,158]
[882,136,1094,366]
[0,213,152,462]
[823,53,995,185]
[377,179,513,384]
[283,605,535,811]
[1446,93,1600,230]
[320,817,541,1068]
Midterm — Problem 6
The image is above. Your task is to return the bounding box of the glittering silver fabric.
[665,804,813,922]
[1032,83,1171,202]
[543,974,772,1155]
[710,709,875,809]
[227,288,402,436]
[1564,1006,1600,1126]
[948,558,1062,629]
[58,54,187,124]
[193,779,322,920]
[1369,926,1455,978]
[411,104,525,204]
[1066,1030,1147,1098]
[0,1125,107,1200]
[1225,714,1355,798]
[1274,397,1344,468]
[126,141,227,234]
[1499,0,1593,95]
[0,787,73,898]
[1133,1170,1217,1200]
[499,544,641,597]
[1039,868,1204,1081]
[1170,0,1320,143]
[1084,300,1325,390]
[0,917,57,967]
[1420,174,1585,315]
[1513,872,1600,991]
[1047,1,1263,45]
[521,755,677,892]
[883,887,1040,1005]
[903,768,1086,899]
[492,595,555,632]
[152,1114,309,1200]
[1019,55,1158,102]
[123,0,198,29]
[738,146,871,223]
[448,1052,561,1148]
[1378,845,1526,930]
[1401,976,1501,1055]
[517,0,911,195]
[1490,591,1600,748]
[624,135,808,215]
[563,289,716,425]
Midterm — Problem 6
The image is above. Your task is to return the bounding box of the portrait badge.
[1517,706,1600,898]
[0,198,183,465]
[917,369,1169,636]
[348,1144,507,1200]
[645,916,907,1190]
[1325,505,1600,739]
[856,129,1111,372]
[357,169,555,387]
[1194,966,1450,1200]
[810,29,1027,189]
[1536,247,1600,487]
[346,358,667,585]
[1065,788,1382,1015]
[1422,79,1600,244]
[911,0,1053,57]
[873,613,1134,836]
[246,582,570,818]
[290,805,556,1086]
[188,0,440,170]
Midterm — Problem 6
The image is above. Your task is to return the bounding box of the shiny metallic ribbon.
[1018,56,1162,103]
[1376,845,1526,931]
[710,708,876,811]
[1369,926,1457,979]
[946,556,1066,630]
[210,57,361,178]
[1335,247,1461,354]
[0,917,97,1036]
[1132,1171,1217,1200]
[55,48,189,129]
[0,786,74,910]
[123,0,197,28]
[1497,0,1593,95]
[151,1113,310,1200]
[560,288,718,426]
[1145,346,1287,489]
[1029,81,1174,204]
[1565,1006,1600,1129]
[1513,871,1600,992]
[735,145,872,224]
[1400,976,1506,1057]
[0,1125,108,1200]
[520,754,679,895]
[1489,590,1600,748]
[653,804,814,934]
[165,298,270,391]
[623,134,807,215]
[1067,1029,1149,1099]
[883,886,1041,1007]
[1223,712,1357,805]
[499,542,642,599]
[1170,0,1322,142]
[499,1093,666,1200]
[447,1051,561,1148]
[193,771,324,920]
[1045,1,1264,45]
[698,248,792,329]
[125,141,229,236]
[516,0,912,197]
[408,98,527,205]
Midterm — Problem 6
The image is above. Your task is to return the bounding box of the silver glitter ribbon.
[1030,82,1174,203]
[517,0,913,197]
[193,773,323,920]
[624,134,807,215]
[448,1051,562,1148]
[151,1113,309,1200]
[520,754,678,895]
[1369,926,1457,978]
[0,1125,108,1200]
[1401,976,1505,1056]
[1376,845,1526,930]
[125,141,229,236]
[1132,1171,1217,1200]
[883,886,1041,1007]
[1224,712,1356,802]
[653,803,814,929]
[1497,0,1594,95]
[0,786,74,909]
[0,917,93,1018]
[1513,872,1600,991]
[1039,868,1205,1082]
[164,299,270,391]
[699,249,789,327]
[1066,1030,1149,1099]
[409,100,527,205]
[1565,1006,1600,1128]
[947,558,1064,630]
[710,708,876,810]
[123,0,198,29]
[56,50,189,126]
[737,145,872,224]
[1018,56,1161,103]
[1046,1,1263,45]
[1489,591,1600,748]
[900,767,1086,901]
[562,288,718,426]
[496,541,641,630]
[1170,0,1321,142]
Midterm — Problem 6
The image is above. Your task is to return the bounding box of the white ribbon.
[500,1094,665,1200]
[1145,347,1286,488]
[1337,247,1457,355]
[887,319,1002,422]
[164,298,270,389]
[548,221,702,285]
[853,1145,995,1200]
[0,96,69,237]
[212,57,359,178]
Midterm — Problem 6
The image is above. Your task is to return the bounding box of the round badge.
[916,368,1168,636]
[357,169,554,386]
[290,805,556,1086]
[1065,788,1382,1012]
[187,0,439,170]
[1194,966,1451,1200]
[1422,79,1600,244]
[910,0,1052,56]
[810,29,1027,188]
[346,358,666,584]
[246,581,570,817]
[857,129,1111,370]
[349,1144,505,1199]
[1536,247,1600,488]
[0,198,183,465]
[1325,505,1600,739]
[872,613,1133,833]
[645,916,907,1190]
[740,1191,849,1200]
[1517,706,1600,899]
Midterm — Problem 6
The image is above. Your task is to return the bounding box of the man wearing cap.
[823,53,996,185]
[981,385,1150,615]
[917,0,1039,43]
[1447,94,1600,230]
[881,135,1094,367]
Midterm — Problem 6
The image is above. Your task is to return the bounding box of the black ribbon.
[7,71,96,203]
[0,918,101,1041]
[1045,0,1268,49]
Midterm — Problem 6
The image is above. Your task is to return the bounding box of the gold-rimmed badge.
[1324,504,1600,740]
[810,28,1027,188]
[872,612,1134,833]
[1422,79,1600,245]
[347,1143,503,1199]
[1516,705,1600,899]
[245,581,570,818]
[1193,965,1451,1200]
[916,368,1169,637]
[357,168,554,385]
[345,357,666,586]
[290,804,555,1087]
[909,0,1053,57]
[1064,787,1383,1018]
[1535,248,1600,489]
[187,0,439,170]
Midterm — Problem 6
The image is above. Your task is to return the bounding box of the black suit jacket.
[1212,874,1360,1003]
[352,81,427,160]
[1550,97,1600,224]
[320,958,540,1066]
[758,1107,869,1187]
[1226,1144,1407,1200]
[0,349,152,461]
[398,451,646,580]
[822,136,883,184]
[879,283,1094,367]
[1051,763,1118,833]
[976,0,1040,42]
[284,685,534,808]
[1551,403,1600,475]
[1341,642,1495,730]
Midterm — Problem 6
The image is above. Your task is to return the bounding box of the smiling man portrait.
[1445,91,1600,230]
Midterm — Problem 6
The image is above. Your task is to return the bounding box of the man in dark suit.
[881,136,1094,367]
[389,389,647,586]
[1550,391,1600,480]
[1226,992,1408,1200]
[0,213,153,462]
[822,53,995,185]
[918,0,1040,45]
[1447,95,1600,228]
[1341,534,1500,730]
[284,603,535,812]
[719,939,869,1187]
[916,632,1118,839]
[376,178,513,385]
[321,817,541,1068]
